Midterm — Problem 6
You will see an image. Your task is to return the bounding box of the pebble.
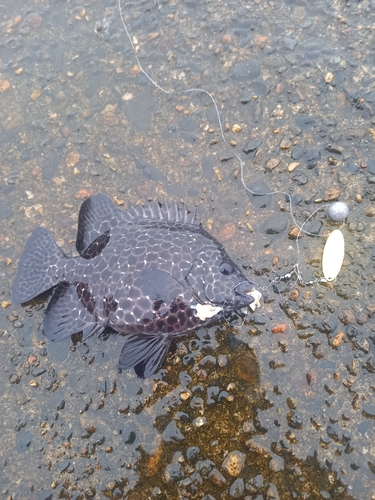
[292,173,308,185]
[288,162,300,172]
[284,37,297,50]
[193,417,206,428]
[269,456,284,472]
[230,59,261,81]
[209,468,227,487]
[357,312,367,325]
[222,451,246,477]
[279,138,292,150]
[16,430,33,453]
[339,309,355,325]
[265,158,280,171]
[289,289,299,301]
[324,187,341,201]
[263,214,288,234]
[218,355,227,367]
[164,463,184,482]
[212,223,236,242]
[332,332,345,347]
[271,324,287,334]
[186,446,200,463]
[243,138,262,155]
[229,477,245,498]
[9,374,20,384]
[219,150,234,162]
[0,80,11,92]
[232,124,241,133]
[366,304,375,318]
[25,13,43,28]
[288,227,301,239]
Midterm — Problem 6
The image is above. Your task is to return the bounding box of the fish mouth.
[234,283,262,312]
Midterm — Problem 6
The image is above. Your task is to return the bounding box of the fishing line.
[116,0,348,289]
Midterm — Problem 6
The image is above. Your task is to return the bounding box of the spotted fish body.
[12,194,261,377]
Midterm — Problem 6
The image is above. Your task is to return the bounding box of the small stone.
[1,301,11,308]
[218,355,227,367]
[271,324,287,334]
[27,354,37,364]
[357,312,367,325]
[179,390,191,401]
[332,332,345,347]
[212,223,236,242]
[209,468,227,487]
[219,150,234,162]
[263,214,288,234]
[324,187,341,201]
[222,451,246,477]
[232,124,242,133]
[339,309,355,325]
[66,152,80,167]
[279,138,292,150]
[284,37,297,50]
[30,89,41,100]
[292,173,308,185]
[289,289,299,301]
[269,456,284,472]
[325,72,334,83]
[130,65,142,75]
[193,417,206,428]
[229,477,245,498]
[75,188,93,199]
[25,13,43,28]
[243,138,261,155]
[9,373,20,384]
[254,34,269,48]
[0,80,10,92]
[165,462,184,482]
[222,34,236,43]
[287,162,300,172]
[265,158,280,171]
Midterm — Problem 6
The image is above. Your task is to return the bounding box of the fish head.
[186,241,261,314]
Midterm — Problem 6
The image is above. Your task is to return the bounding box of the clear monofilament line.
[117,0,343,289]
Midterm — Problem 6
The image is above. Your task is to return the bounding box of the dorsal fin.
[76,194,201,254]
[76,194,125,254]
[127,201,199,225]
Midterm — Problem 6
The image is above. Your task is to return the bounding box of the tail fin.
[12,227,66,304]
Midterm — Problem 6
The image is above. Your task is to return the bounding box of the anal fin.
[44,282,104,342]
[119,332,172,378]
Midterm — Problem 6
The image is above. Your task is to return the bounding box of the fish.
[12,194,261,378]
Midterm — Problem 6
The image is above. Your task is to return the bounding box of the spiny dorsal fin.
[76,194,200,254]
[126,201,199,225]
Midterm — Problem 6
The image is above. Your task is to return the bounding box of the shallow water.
[1,0,375,499]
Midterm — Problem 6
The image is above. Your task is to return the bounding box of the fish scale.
[12,193,261,378]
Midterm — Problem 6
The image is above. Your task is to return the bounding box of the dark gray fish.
[12,194,261,378]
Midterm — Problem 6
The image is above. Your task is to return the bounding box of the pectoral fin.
[118,332,172,378]
[44,282,104,341]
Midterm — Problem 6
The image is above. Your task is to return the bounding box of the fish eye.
[219,262,234,275]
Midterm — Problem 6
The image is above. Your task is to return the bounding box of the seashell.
[322,229,345,281]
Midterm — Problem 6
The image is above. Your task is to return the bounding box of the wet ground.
[1,0,375,498]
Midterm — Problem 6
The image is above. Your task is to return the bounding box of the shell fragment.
[247,289,262,311]
[322,229,345,281]
[195,303,222,321]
